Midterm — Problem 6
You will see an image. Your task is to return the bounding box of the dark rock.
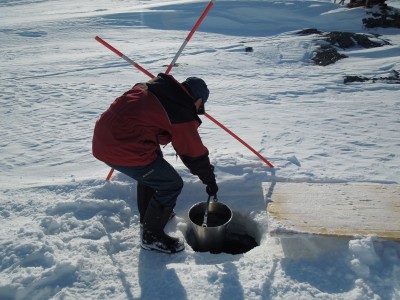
[324,31,388,49]
[312,45,347,66]
[298,28,391,66]
[343,75,370,84]
[347,0,387,8]
[325,32,356,48]
[344,70,400,84]
[352,33,389,48]
[363,6,400,28]
[297,28,323,35]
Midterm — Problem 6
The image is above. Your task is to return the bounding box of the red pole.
[204,113,274,168]
[165,0,215,74]
[105,168,114,181]
[95,36,155,79]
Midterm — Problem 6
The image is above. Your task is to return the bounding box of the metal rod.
[202,195,212,227]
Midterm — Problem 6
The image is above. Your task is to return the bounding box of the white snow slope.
[1,0,400,299]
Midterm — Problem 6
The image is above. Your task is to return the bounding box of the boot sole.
[141,243,184,254]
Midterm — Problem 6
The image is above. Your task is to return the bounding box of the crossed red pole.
[96,0,273,181]
[165,0,216,75]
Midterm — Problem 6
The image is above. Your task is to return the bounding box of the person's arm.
[170,121,215,185]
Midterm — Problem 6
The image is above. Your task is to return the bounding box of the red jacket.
[92,74,214,184]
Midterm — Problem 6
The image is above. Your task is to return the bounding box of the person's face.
[194,98,204,114]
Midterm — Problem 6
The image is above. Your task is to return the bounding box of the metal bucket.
[188,200,232,253]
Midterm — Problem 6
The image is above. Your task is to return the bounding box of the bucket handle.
[202,194,218,228]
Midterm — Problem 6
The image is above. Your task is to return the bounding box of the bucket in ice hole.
[188,200,232,253]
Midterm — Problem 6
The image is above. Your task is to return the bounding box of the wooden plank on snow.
[262,182,400,240]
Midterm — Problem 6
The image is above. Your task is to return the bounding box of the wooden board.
[262,182,400,240]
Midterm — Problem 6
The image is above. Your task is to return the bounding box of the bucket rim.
[188,201,233,228]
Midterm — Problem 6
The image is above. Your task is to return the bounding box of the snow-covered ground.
[1,0,399,299]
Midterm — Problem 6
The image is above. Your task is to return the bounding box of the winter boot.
[141,198,184,254]
[137,183,176,227]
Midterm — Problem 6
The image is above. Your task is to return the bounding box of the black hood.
[147,73,202,125]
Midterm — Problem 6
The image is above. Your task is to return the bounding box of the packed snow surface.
[1,0,400,299]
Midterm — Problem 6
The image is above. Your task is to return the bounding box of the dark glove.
[206,181,218,196]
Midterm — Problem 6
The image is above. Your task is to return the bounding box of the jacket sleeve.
[180,152,216,185]
[170,121,216,184]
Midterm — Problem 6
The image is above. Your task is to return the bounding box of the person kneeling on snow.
[92,73,218,254]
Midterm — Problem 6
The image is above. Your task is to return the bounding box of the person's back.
[93,83,170,166]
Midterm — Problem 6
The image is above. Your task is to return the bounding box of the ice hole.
[185,210,260,255]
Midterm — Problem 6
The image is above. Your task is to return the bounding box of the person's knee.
[155,177,183,207]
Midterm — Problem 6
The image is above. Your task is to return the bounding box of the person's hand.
[206,181,218,196]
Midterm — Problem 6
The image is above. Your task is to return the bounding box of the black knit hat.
[182,77,209,103]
